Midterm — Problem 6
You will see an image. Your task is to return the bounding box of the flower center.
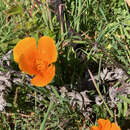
[35,59,48,73]
[35,58,51,75]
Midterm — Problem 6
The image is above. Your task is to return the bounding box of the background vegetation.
[0,0,130,129]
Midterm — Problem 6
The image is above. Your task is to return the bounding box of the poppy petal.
[104,120,111,130]
[13,37,36,63]
[18,48,37,75]
[111,123,121,130]
[90,119,121,130]
[90,126,100,130]
[38,36,57,63]
[98,119,110,129]
[31,64,55,87]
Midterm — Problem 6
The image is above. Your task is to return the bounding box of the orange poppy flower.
[13,36,57,87]
[90,119,121,130]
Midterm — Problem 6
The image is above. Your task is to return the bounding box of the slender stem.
[40,101,54,130]
[88,68,113,117]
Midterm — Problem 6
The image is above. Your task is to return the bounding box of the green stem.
[40,101,54,130]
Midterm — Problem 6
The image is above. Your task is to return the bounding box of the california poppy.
[90,119,121,130]
[126,0,130,7]
[13,36,57,87]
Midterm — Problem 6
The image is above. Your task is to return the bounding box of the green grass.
[0,0,130,129]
